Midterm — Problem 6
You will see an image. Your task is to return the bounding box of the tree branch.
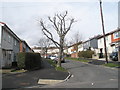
[40,20,60,47]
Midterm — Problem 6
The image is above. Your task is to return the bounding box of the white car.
[50,56,56,60]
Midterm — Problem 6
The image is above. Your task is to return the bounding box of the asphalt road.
[41,59,118,88]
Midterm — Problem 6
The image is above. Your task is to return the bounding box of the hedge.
[17,52,41,70]
[78,50,94,58]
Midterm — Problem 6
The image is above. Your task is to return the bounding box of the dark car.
[110,52,118,61]
[54,56,65,64]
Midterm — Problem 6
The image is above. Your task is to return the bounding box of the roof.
[98,28,120,39]
[69,41,83,47]
[0,22,21,41]
[0,22,6,25]
[20,39,32,50]
[83,35,101,43]
[32,46,58,50]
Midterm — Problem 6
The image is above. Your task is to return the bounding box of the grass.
[0,69,11,74]
[103,63,120,67]
[0,69,27,74]
[47,59,67,72]
[55,66,67,72]
[65,57,90,63]
[65,57,120,68]
[47,59,56,67]
[11,69,27,73]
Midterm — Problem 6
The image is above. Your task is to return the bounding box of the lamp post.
[99,0,108,63]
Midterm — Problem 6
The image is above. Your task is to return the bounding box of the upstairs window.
[8,35,11,43]
[3,31,6,41]
[14,39,17,46]
[113,31,120,39]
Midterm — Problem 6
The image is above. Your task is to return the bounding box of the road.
[41,59,118,88]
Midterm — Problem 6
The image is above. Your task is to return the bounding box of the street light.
[99,0,108,63]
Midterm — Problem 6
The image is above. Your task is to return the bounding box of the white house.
[33,46,59,57]
[97,28,120,60]
[78,43,84,52]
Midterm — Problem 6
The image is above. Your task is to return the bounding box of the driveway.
[41,59,118,88]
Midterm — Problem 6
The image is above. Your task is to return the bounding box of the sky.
[0,0,118,47]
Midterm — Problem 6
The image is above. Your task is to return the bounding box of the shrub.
[17,53,26,69]
[17,52,41,70]
[78,50,94,58]
[25,53,41,70]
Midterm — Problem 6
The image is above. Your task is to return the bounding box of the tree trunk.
[57,37,64,67]
[57,47,62,67]
[45,48,48,58]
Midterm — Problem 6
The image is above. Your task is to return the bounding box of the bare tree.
[70,31,83,45]
[39,11,75,67]
[38,37,52,58]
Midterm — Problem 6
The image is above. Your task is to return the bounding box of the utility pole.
[99,0,108,63]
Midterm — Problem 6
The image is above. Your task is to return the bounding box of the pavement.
[2,59,69,89]
[79,58,120,66]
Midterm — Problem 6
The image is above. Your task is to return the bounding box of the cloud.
[1,0,119,2]
[1,2,117,47]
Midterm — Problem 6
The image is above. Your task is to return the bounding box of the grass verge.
[1,69,27,74]
[103,63,120,68]
[65,57,90,63]
[47,59,67,72]
[65,57,120,68]
[55,66,67,72]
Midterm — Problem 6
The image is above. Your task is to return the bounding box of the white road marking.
[71,75,74,77]
[91,83,94,85]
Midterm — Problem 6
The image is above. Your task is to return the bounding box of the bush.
[25,53,41,70]
[78,50,94,58]
[17,52,41,70]
[17,53,26,69]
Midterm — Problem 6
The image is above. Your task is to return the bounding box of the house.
[83,35,101,51]
[110,28,120,52]
[69,42,82,58]
[97,28,120,60]
[20,40,33,52]
[32,46,59,57]
[78,43,84,52]
[0,22,20,68]
[0,22,33,68]
[47,47,59,56]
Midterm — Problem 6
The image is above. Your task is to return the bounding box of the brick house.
[70,42,82,58]
[20,40,33,52]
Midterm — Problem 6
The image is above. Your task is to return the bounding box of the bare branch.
[40,20,60,47]
[39,11,75,67]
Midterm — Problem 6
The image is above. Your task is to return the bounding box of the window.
[8,35,11,43]
[8,51,12,60]
[105,36,108,41]
[99,39,102,43]
[14,40,17,46]
[4,31,6,41]
[113,32,120,39]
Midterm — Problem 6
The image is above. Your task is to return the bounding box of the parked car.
[54,56,65,63]
[50,56,56,60]
[109,52,118,61]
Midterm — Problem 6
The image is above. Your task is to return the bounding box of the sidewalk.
[2,59,69,89]
[78,57,120,67]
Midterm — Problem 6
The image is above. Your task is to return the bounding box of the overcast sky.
[0,0,118,47]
